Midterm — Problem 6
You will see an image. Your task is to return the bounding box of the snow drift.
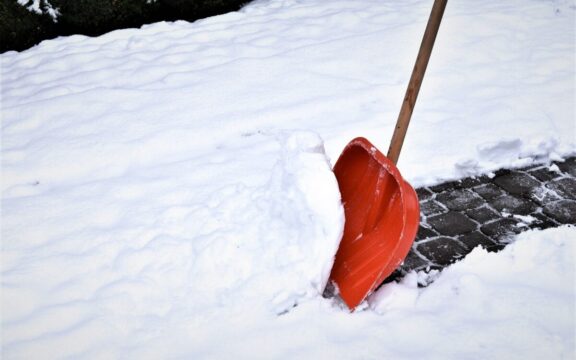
[2,0,575,358]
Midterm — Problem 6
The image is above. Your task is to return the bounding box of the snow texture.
[1,0,575,358]
[17,0,60,19]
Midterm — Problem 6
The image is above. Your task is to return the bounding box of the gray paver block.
[459,176,491,188]
[528,167,562,182]
[493,171,542,197]
[420,200,446,216]
[458,231,501,251]
[530,212,559,229]
[491,194,537,215]
[427,211,477,237]
[417,237,468,266]
[416,225,438,240]
[480,218,524,238]
[465,206,501,223]
[416,188,434,201]
[547,178,576,200]
[429,181,463,193]
[429,177,490,193]
[401,250,431,270]
[531,185,563,205]
[556,158,576,177]
[543,200,576,224]
[473,183,506,201]
[435,189,484,211]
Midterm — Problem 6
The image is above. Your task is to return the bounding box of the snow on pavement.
[1,0,575,358]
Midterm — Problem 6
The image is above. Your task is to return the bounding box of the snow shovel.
[328,0,447,310]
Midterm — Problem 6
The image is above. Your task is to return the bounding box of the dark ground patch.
[389,156,576,283]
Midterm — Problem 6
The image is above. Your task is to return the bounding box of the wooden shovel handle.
[387,0,447,165]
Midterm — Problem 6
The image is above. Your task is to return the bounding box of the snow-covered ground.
[1,0,575,358]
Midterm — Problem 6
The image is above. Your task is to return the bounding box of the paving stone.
[528,167,562,182]
[427,211,477,237]
[465,206,501,223]
[416,188,434,201]
[493,169,512,177]
[555,158,576,177]
[417,237,469,266]
[459,176,491,188]
[428,177,489,193]
[530,184,563,206]
[480,218,524,238]
[543,199,576,224]
[429,181,463,193]
[400,250,431,271]
[416,225,438,240]
[493,171,542,197]
[530,212,559,230]
[473,183,506,201]
[436,189,484,211]
[420,200,446,216]
[458,231,501,251]
[491,194,537,216]
[546,178,576,200]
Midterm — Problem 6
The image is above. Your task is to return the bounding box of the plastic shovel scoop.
[328,0,447,310]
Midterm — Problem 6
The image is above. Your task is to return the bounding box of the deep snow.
[2,0,575,358]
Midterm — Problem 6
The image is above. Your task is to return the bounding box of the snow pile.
[1,0,575,358]
[150,226,573,360]
[2,129,344,357]
[366,226,576,360]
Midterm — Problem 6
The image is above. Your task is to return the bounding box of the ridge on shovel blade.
[329,137,420,310]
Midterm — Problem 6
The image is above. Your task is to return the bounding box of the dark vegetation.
[1,0,250,53]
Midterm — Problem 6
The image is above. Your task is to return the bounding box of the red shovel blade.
[329,137,420,310]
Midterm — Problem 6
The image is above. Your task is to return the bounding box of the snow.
[17,0,59,19]
[1,0,575,358]
[368,226,575,360]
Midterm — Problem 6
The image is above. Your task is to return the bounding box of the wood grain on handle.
[387,0,447,165]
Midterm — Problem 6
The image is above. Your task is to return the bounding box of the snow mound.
[197,130,344,314]
[364,225,575,359]
[178,226,575,360]
[2,130,344,358]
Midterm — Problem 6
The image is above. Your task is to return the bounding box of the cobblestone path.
[392,156,576,282]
